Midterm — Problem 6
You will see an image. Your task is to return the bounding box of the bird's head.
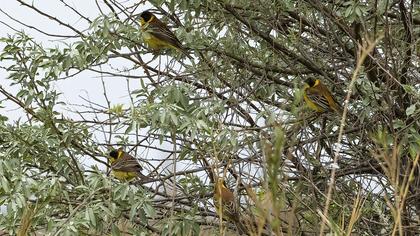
[109,150,119,158]
[139,11,154,25]
[109,148,123,161]
[305,77,318,87]
[108,150,119,163]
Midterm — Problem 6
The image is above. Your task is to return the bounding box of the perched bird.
[303,78,342,114]
[214,178,247,233]
[138,10,192,59]
[108,148,151,182]
[214,178,238,220]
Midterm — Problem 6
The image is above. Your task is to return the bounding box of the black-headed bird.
[303,78,342,114]
[108,148,151,182]
[138,10,192,59]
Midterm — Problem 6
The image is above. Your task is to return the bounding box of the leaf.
[143,202,156,217]
[88,207,96,227]
[406,104,416,116]
[111,224,121,236]
[1,176,10,193]
[344,6,353,18]
[402,84,415,94]
[393,119,404,129]
[129,202,139,221]
[169,111,178,125]
[24,95,33,107]
[160,110,167,124]
[355,7,362,17]
[409,143,420,159]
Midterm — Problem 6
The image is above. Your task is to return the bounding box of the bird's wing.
[325,90,342,112]
[147,19,184,49]
[215,184,238,218]
[111,154,143,173]
[305,87,331,111]
[317,83,342,112]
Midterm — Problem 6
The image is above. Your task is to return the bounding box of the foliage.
[0,0,419,235]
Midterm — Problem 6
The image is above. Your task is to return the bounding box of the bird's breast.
[142,31,153,40]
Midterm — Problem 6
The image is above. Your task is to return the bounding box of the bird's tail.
[136,172,157,183]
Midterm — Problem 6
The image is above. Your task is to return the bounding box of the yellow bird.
[303,78,342,114]
[108,148,151,182]
[138,10,192,59]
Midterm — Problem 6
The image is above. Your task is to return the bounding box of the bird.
[108,148,151,182]
[213,178,248,233]
[303,77,342,114]
[214,178,238,220]
[138,10,192,59]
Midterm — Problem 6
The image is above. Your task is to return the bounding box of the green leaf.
[24,95,33,107]
[169,111,178,125]
[406,104,416,116]
[409,143,420,159]
[129,202,138,221]
[393,119,404,129]
[1,176,10,193]
[88,207,96,226]
[111,224,121,236]
[143,202,156,217]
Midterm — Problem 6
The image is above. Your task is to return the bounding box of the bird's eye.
[109,150,118,158]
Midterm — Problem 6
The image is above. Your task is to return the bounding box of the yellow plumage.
[112,169,138,181]
[303,78,342,114]
[141,30,178,50]
[138,11,192,59]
